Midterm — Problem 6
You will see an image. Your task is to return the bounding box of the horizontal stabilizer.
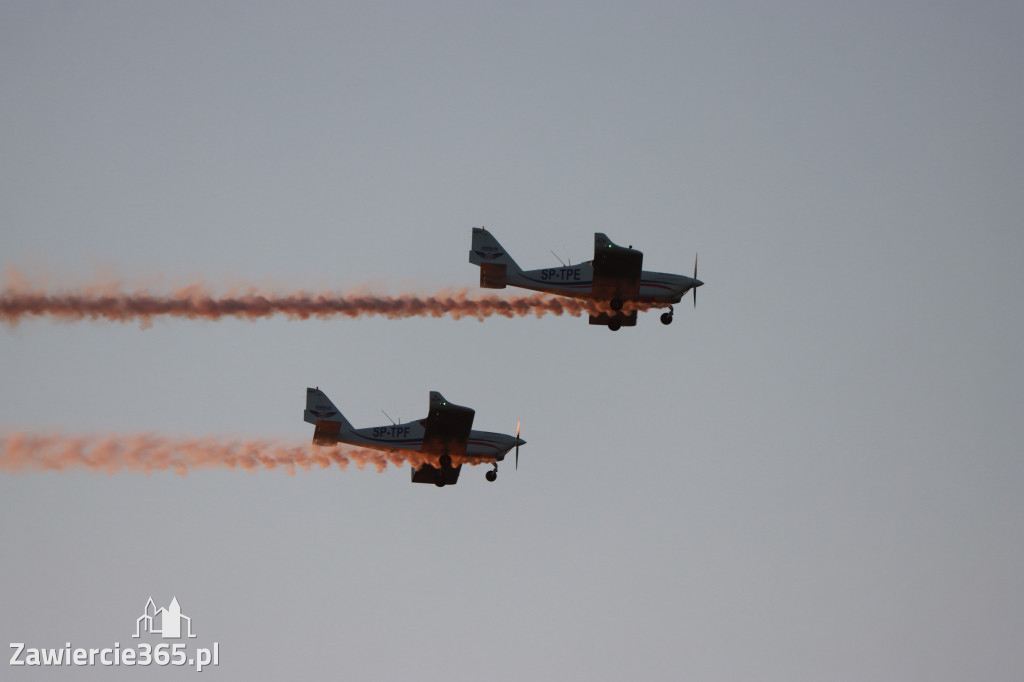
[479,263,507,289]
[312,420,341,446]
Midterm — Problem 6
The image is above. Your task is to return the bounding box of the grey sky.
[2,2,1023,680]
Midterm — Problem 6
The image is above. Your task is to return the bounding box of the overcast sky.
[2,2,1023,680]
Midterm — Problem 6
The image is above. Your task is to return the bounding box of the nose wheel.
[660,305,674,325]
[485,464,498,482]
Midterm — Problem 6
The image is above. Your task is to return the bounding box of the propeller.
[515,420,521,470]
[692,253,700,308]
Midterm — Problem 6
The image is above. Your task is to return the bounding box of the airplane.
[469,227,703,330]
[304,387,525,487]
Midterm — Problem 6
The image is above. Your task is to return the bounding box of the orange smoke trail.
[0,432,445,476]
[0,281,628,326]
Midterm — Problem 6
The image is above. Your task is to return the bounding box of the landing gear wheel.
[608,320,622,331]
[435,480,446,487]
[485,470,497,482]
[439,454,452,468]
[660,312,673,325]
[610,298,623,311]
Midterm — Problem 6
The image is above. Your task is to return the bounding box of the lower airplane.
[304,387,524,487]
[469,227,703,330]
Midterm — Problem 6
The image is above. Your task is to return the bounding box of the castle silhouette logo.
[133,597,197,639]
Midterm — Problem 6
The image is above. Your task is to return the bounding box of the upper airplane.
[304,387,524,487]
[468,227,703,330]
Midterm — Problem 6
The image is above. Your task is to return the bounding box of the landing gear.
[660,305,674,326]
[434,454,453,486]
[608,320,622,331]
[485,463,498,482]
[610,298,623,311]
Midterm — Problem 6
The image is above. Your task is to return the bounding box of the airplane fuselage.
[509,262,697,305]
[469,227,702,329]
[332,421,518,460]
[305,387,524,486]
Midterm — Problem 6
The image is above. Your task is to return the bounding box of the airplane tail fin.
[468,227,522,289]
[304,387,353,445]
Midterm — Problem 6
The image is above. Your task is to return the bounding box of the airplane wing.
[411,462,462,485]
[592,233,643,301]
[420,391,475,456]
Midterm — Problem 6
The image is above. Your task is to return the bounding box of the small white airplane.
[304,387,524,487]
[469,227,703,330]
